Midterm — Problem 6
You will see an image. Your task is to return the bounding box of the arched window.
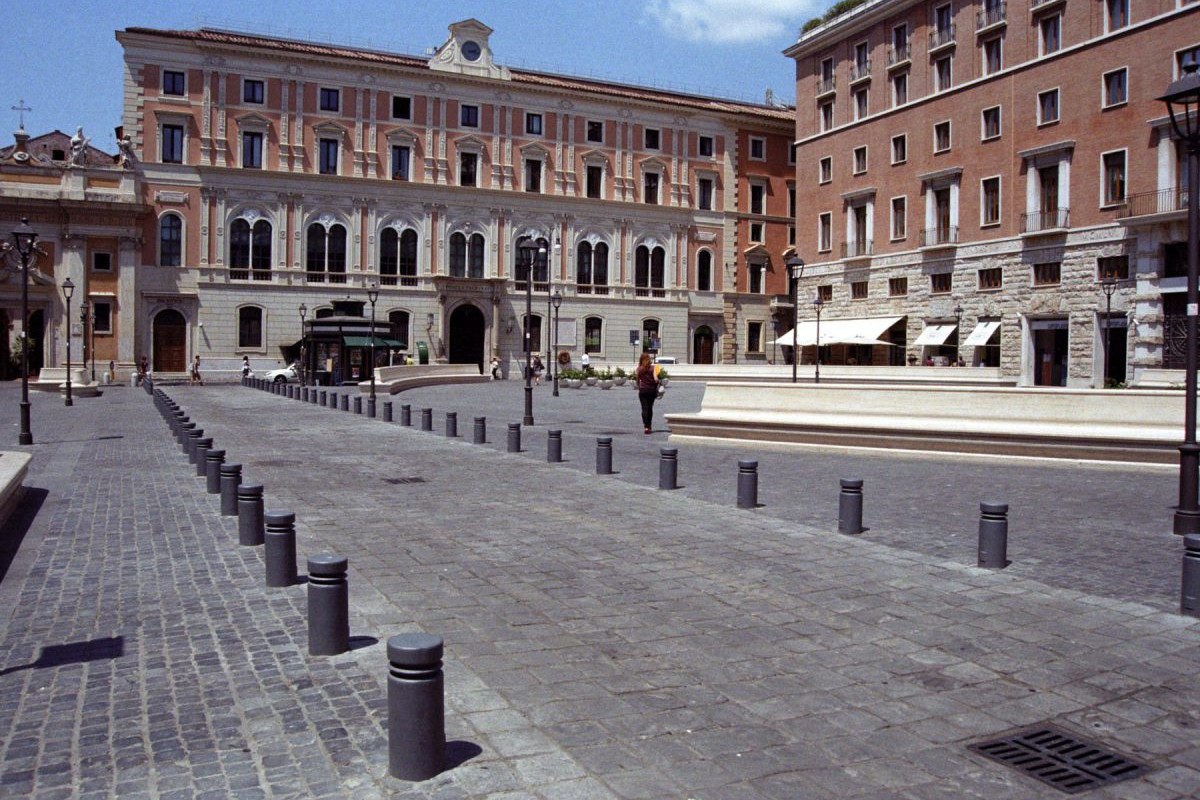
[635,245,666,297]
[642,319,661,353]
[576,242,609,295]
[159,213,182,267]
[230,218,272,280]
[237,306,264,349]
[399,230,418,285]
[449,232,486,278]
[306,223,347,284]
[697,250,712,292]
[380,228,399,285]
[585,316,603,354]
[388,310,411,350]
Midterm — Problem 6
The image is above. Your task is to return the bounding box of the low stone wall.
[660,363,1014,386]
[0,450,32,531]
[665,382,1186,463]
[366,363,488,395]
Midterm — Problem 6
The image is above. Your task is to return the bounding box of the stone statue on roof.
[69,126,90,168]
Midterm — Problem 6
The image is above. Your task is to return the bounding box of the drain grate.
[383,476,427,485]
[968,724,1149,794]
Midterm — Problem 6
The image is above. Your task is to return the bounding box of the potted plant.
[558,367,582,388]
[613,366,627,386]
[585,369,598,386]
[597,368,614,389]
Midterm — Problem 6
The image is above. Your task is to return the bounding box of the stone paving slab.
[0,382,1198,799]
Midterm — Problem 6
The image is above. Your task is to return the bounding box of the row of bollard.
[170,383,446,779]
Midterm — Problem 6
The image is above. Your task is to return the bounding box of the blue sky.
[2,0,826,154]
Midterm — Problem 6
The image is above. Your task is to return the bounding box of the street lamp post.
[89,305,96,383]
[812,294,824,384]
[367,282,379,408]
[298,303,308,386]
[519,242,537,425]
[62,277,74,406]
[552,290,562,397]
[1100,277,1119,388]
[786,256,805,383]
[953,303,964,365]
[79,300,89,387]
[10,218,37,444]
[1160,62,1200,536]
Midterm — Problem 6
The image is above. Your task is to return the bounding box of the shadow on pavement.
[0,487,47,587]
[0,635,125,677]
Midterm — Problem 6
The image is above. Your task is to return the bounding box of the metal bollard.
[193,438,213,475]
[368,397,377,419]
[287,385,293,400]
[421,408,433,431]
[302,386,309,402]
[308,554,349,656]
[320,390,328,407]
[237,483,264,546]
[737,460,758,509]
[387,633,445,781]
[205,449,225,494]
[264,510,298,587]
[340,394,349,412]
[383,401,393,422]
[978,502,1009,569]
[310,388,318,405]
[659,447,678,490]
[180,423,196,454]
[220,463,242,516]
[1182,535,1200,617]
[838,478,864,534]
[445,412,457,438]
[401,404,412,426]
[473,416,486,444]
[547,430,562,462]
[353,395,362,415]
[507,423,522,453]
[596,437,613,475]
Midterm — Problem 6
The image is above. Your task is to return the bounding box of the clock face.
[462,41,482,62]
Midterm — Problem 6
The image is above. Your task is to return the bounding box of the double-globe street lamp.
[1160,61,1200,537]
[552,290,562,397]
[62,277,74,406]
[785,256,805,383]
[519,242,537,425]
[9,218,37,444]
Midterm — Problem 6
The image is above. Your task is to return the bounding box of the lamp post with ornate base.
[9,219,37,444]
[79,300,89,389]
[786,256,805,383]
[298,303,308,386]
[367,282,379,405]
[552,290,562,397]
[1100,277,1119,389]
[812,294,824,384]
[62,277,74,406]
[519,243,537,425]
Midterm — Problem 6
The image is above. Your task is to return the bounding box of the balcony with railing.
[849,59,872,83]
[841,239,874,260]
[816,76,836,96]
[920,226,959,248]
[929,23,956,51]
[1117,188,1189,220]
[576,283,611,296]
[1031,0,1066,11]
[887,42,910,67]
[976,2,1007,32]
[1020,207,1070,234]
[305,270,349,284]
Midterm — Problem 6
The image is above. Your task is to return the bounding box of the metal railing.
[1117,188,1189,219]
[929,23,956,49]
[920,226,959,247]
[1020,207,1070,233]
[850,60,872,82]
[887,42,910,66]
[841,240,874,258]
[977,2,1006,29]
[816,77,836,95]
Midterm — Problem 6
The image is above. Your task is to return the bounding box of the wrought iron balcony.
[1020,207,1070,233]
[816,77,836,96]
[887,42,910,67]
[920,226,959,247]
[841,240,874,259]
[977,2,1007,31]
[929,23,956,50]
[850,60,872,83]
[1116,188,1189,219]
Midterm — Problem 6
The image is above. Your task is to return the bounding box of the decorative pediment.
[519,142,550,159]
[313,120,349,138]
[453,134,487,154]
[384,127,420,147]
[429,19,511,81]
[639,156,668,172]
[580,149,610,168]
[235,112,271,129]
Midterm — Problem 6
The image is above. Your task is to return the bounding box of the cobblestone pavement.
[1,381,1198,799]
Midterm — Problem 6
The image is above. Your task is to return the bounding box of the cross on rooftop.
[11,99,31,128]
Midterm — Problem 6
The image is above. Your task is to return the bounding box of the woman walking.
[190,354,203,386]
[635,353,660,434]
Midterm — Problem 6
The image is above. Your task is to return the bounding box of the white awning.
[913,323,958,347]
[772,316,904,347]
[962,320,1002,347]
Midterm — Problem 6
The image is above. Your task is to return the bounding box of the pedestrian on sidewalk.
[490,355,500,380]
[532,354,544,385]
[636,352,660,434]
[190,355,203,385]
[242,355,251,377]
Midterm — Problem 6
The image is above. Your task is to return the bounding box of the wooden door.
[153,309,186,372]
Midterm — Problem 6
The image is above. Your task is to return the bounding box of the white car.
[653,356,677,365]
[263,364,299,384]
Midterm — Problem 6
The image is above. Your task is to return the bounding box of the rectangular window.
[645,128,660,150]
[854,41,870,72]
[1038,88,1059,124]
[931,272,953,294]
[1041,15,1061,55]
[983,37,1003,76]
[892,134,907,164]
[982,176,1001,225]
[1098,255,1130,281]
[891,196,907,239]
[821,57,835,82]
[460,152,477,186]
[587,120,604,143]
[935,4,953,37]
[978,267,1003,290]
[319,138,338,174]
[818,212,832,251]
[750,222,764,242]
[242,131,263,169]
[889,276,908,296]
[92,300,113,334]
[819,156,832,183]
[788,185,796,217]
[391,145,410,180]
[585,318,603,353]
[851,280,869,299]
[747,321,763,353]
[243,79,264,104]
[587,165,603,199]
[319,88,340,112]
[1104,69,1128,108]
[162,69,185,96]
[1103,151,1126,205]
[92,252,112,272]
[161,124,184,163]
[699,135,714,157]
[749,265,763,293]
[935,56,953,92]
[853,145,868,174]
[818,284,833,302]
[698,177,714,209]
[749,136,766,160]
[644,171,660,204]
[892,71,908,106]
[461,104,479,127]
[820,100,834,132]
[934,121,951,153]
[982,106,1001,140]
[750,183,766,215]
[892,24,909,62]
[392,95,412,119]
[1034,262,1061,285]
[525,159,542,193]
[854,88,869,120]
[1107,0,1129,30]
[525,113,543,135]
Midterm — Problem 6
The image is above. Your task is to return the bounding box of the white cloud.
[646,0,817,44]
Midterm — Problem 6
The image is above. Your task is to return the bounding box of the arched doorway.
[693,325,715,364]
[448,304,485,373]
[153,309,187,372]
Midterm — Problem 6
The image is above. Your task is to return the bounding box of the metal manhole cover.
[383,477,427,485]
[968,724,1149,794]
[593,430,632,436]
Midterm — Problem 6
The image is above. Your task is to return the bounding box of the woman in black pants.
[636,353,660,434]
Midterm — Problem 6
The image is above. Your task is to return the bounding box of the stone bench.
[30,368,101,397]
[0,450,32,532]
[364,364,489,395]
